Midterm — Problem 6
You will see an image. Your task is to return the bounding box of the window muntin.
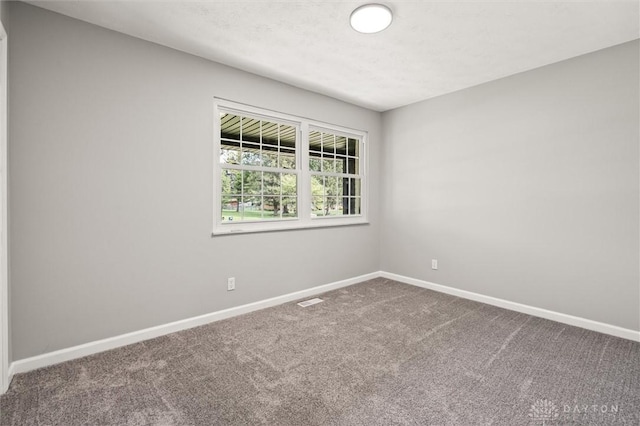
[214,100,367,235]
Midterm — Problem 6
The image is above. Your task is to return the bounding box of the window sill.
[211,218,369,236]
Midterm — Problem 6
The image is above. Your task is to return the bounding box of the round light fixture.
[350,4,393,34]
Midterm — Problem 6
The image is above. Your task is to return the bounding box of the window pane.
[336,136,347,156]
[281,174,297,195]
[337,178,345,197]
[263,196,281,219]
[220,137,240,164]
[221,169,241,195]
[311,175,324,196]
[280,149,296,169]
[220,146,240,165]
[347,138,358,157]
[312,196,324,217]
[221,196,239,222]
[241,143,261,166]
[348,178,361,197]
[322,157,335,173]
[243,196,262,221]
[346,157,359,175]
[263,172,280,196]
[325,197,340,216]
[325,176,339,197]
[279,124,296,149]
[282,197,297,218]
[350,197,361,215]
[262,120,279,149]
[322,133,335,155]
[309,156,321,172]
[309,130,322,152]
[221,113,240,140]
[262,150,278,168]
[335,156,345,173]
[243,171,261,195]
[241,117,261,143]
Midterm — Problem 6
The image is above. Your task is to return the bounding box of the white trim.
[212,218,369,236]
[0,21,8,395]
[380,271,640,342]
[8,272,380,377]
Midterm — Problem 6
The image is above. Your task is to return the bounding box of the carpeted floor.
[1,278,639,425]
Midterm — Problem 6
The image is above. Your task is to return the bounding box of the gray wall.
[0,1,8,25]
[7,2,381,360]
[381,40,640,331]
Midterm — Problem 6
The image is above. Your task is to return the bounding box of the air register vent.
[297,298,324,307]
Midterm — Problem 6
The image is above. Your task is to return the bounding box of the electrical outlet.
[227,277,236,291]
[431,259,438,270]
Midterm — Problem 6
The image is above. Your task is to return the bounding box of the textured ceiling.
[28,1,640,112]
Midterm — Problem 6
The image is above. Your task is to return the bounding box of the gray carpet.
[1,278,639,425]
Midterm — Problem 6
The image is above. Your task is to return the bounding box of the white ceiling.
[28,1,639,112]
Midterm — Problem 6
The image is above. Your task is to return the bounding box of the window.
[219,112,299,223]
[309,128,362,217]
[213,99,367,235]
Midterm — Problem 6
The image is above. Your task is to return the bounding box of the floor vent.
[297,298,324,307]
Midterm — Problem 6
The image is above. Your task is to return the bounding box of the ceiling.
[28,1,639,112]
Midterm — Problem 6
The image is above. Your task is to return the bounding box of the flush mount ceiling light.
[350,4,393,34]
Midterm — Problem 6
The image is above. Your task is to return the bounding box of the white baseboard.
[6,269,639,389]
[380,271,640,343]
[8,272,379,378]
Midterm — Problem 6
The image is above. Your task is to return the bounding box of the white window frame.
[213,99,368,235]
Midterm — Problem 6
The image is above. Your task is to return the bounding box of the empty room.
[0,0,638,424]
